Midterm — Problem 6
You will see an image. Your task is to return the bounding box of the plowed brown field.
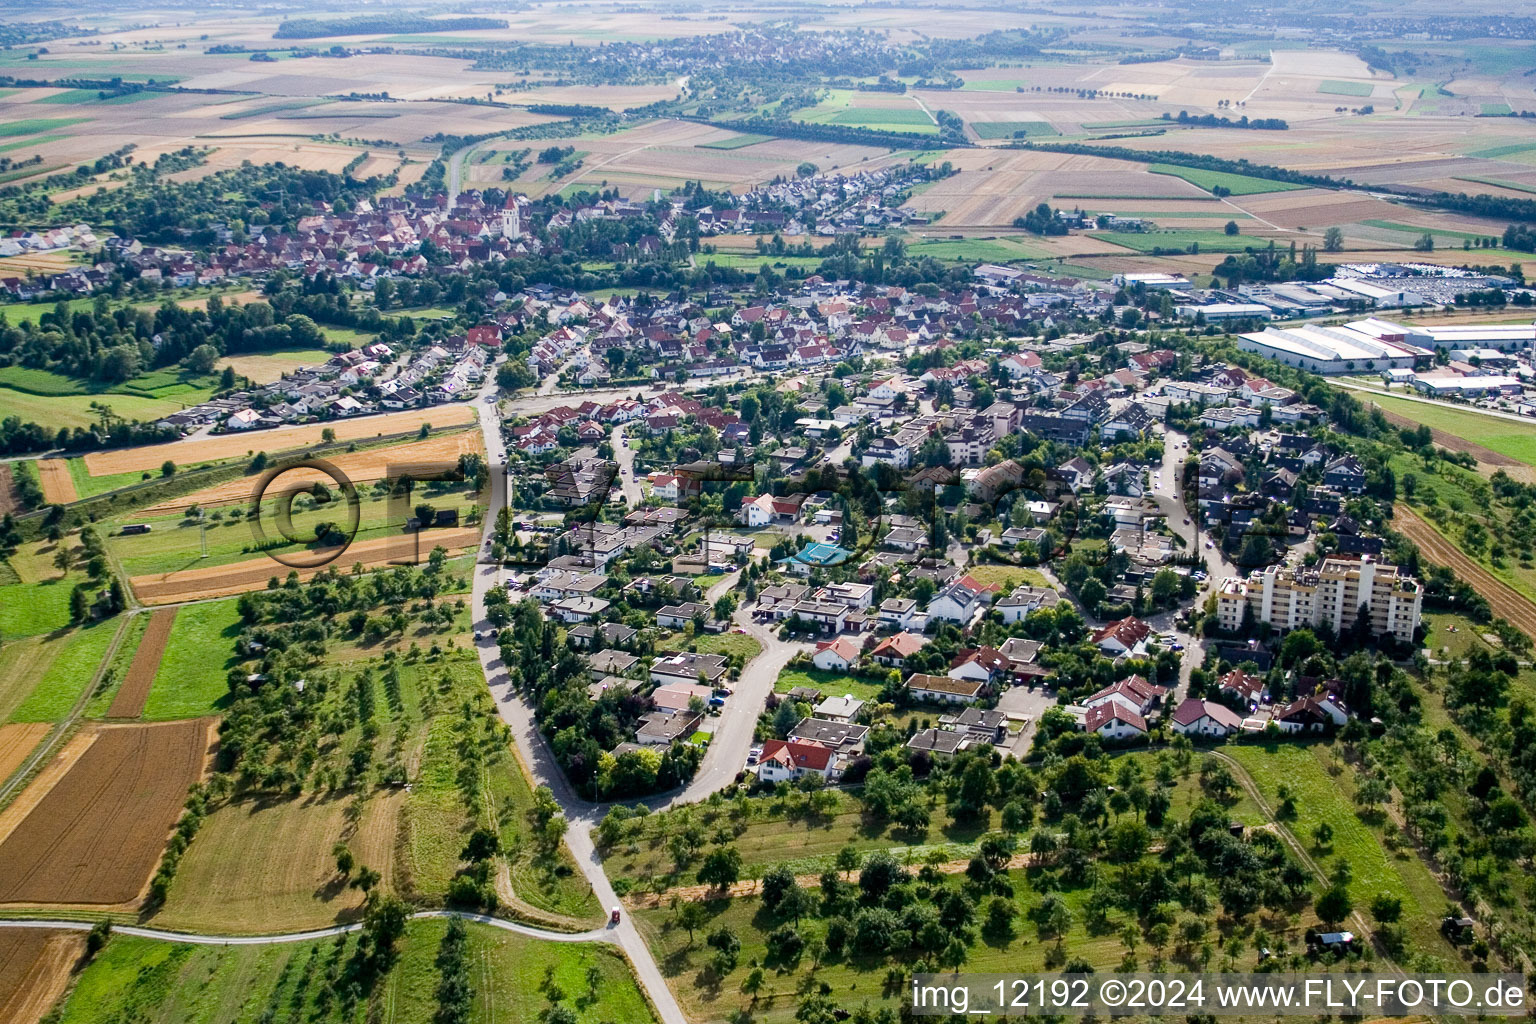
[0,719,214,906]
[81,406,475,477]
[140,430,482,514]
[106,609,176,719]
[1393,504,1536,639]
[129,526,480,605]
[34,460,76,505]
[0,929,83,1024]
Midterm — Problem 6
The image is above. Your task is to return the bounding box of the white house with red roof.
[870,631,926,668]
[1217,669,1268,709]
[1085,703,1148,742]
[1169,698,1243,738]
[948,646,1010,684]
[756,739,836,783]
[647,472,681,502]
[1092,616,1152,656]
[738,493,774,528]
[812,636,862,673]
[1084,674,1167,717]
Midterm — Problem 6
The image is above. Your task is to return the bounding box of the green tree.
[1315,884,1353,927]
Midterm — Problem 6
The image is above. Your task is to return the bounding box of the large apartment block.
[1216,555,1422,642]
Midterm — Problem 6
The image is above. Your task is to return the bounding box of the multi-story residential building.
[1216,555,1422,642]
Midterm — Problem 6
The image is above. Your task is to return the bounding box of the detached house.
[756,739,838,783]
[926,575,997,625]
[812,636,863,673]
[1170,698,1243,738]
[1092,616,1151,656]
[1085,703,1148,742]
[906,673,987,704]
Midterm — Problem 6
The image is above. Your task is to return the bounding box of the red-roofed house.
[1169,697,1243,738]
[467,325,502,348]
[1093,616,1152,656]
[756,739,835,783]
[813,636,863,673]
[1218,669,1267,709]
[1084,674,1167,717]
[949,646,1010,684]
[1085,703,1148,742]
[870,631,927,668]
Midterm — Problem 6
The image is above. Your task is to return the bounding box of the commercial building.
[1175,302,1273,323]
[1236,320,1426,375]
[1216,555,1422,643]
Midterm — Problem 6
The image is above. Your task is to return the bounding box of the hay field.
[901,145,1209,228]
[155,788,403,932]
[213,346,333,385]
[140,430,483,514]
[128,526,480,605]
[104,608,175,719]
[0,929,84,1024]
[81,404,474,477]
[0,724,50,788]
[35,460,76,505]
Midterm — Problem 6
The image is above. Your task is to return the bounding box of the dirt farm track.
[1393,505,1536,639]
[0,720,215,907]
[81,405,476,478]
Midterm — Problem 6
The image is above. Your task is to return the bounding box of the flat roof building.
[1216,554,1422,643]
[1237,320,1427,375]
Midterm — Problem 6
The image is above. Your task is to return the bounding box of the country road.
[470,375,689,1024]
[0,909,612,947]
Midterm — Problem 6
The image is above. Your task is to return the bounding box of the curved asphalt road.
[0,910,611,946]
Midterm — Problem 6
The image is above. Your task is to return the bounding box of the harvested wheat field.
[0,719,214,906]
[35,460,77,505]
[105,608,176,719]
[0,724,50,787]
[156,787,404,933]
[130,527,480,605]
[82,405,475,477]
[0,929,84,1024]
[141,430,483,514]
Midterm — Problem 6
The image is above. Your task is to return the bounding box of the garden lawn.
[142,597,242,720]
[775,666,887,704]
[962,563,1051,590]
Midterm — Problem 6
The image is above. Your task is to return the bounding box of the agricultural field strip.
[0,910,608,944]
[0,615,131,813]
